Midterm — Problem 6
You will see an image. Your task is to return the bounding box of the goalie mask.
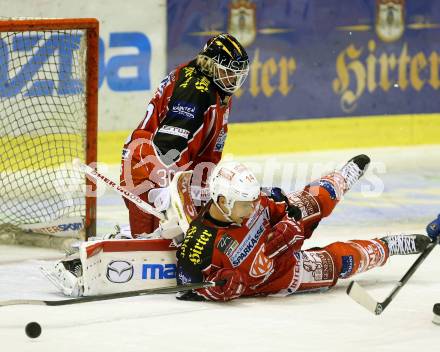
[209,161,260,222]
[197,33,249,95]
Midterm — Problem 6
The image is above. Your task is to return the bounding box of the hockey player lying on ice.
[44,155,440,299]
[175,156,440,301]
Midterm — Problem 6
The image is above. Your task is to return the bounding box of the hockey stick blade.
[347,237,439,315]
[346,281,381,314]
[0,280,225,307]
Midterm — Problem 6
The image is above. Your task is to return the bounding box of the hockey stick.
[346,237,439,315]
[0,280,225,307]
[73,159,165,221]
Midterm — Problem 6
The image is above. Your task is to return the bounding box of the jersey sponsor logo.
[180,225,214,265]
[158,125,190,139]
[178,66,210,92]
[179,225,197,259]
[106,260,134,283]
[347,240,386,274]
[230,207,270,267]
[171,101,197,119]
[347,241,368,273]
[179,66,196,88]
[340,255,354,279]
[214,128,227,152]
[245,203,263,229]
[365,240,387,271]
[217,234,239,256]
[288,260,302,293]
[302,251,334,283]
[142,263,176,279]
[188,229,213,265]
[249,245,273,277]
[195,76,210,92]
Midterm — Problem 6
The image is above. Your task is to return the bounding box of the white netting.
[0,28,88,231]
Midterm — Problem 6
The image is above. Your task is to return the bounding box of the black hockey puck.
[25,322,42,338]
[433,303,440,326]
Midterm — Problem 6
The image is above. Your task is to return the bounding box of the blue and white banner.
[167,0,440,122]
[3,0,167,130]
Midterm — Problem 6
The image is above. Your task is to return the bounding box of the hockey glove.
[265,216,305,259]
[148,187,170,212]
[427,214,440,243]
[262,187,302,220]
[197,268,246,301]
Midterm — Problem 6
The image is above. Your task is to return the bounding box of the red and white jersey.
[121,60,231,190]
[176,194,308,297]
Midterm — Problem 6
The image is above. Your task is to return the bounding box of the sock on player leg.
[324,239,389,281]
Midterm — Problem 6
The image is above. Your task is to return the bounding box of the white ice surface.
[0,145,439,352]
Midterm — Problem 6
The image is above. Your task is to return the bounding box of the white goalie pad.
[80,238,178,296]
[42,172,208,296]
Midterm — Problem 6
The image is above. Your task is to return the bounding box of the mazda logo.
[106,260,134,283]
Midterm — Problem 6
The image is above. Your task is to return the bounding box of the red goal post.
[0,18,99,245]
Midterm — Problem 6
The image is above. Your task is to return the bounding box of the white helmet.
[209,161,260,221]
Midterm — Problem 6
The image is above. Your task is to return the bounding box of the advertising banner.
[2,0,167,130]
[167,0,440,122]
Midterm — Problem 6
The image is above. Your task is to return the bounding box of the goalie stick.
[73,159,165,221]
[346,237,439,315]
[0,280,225,307]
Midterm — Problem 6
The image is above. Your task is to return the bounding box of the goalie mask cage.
[0,18,98,247]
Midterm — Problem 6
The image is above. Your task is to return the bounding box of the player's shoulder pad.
[178,218,218,270]
[171,61,217,116]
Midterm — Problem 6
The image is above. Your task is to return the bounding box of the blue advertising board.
[167,0,440,122]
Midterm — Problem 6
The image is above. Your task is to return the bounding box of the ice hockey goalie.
[41,171,199,296]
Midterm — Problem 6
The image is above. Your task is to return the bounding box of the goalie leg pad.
[41,260,83,297]
[80,238,178,296]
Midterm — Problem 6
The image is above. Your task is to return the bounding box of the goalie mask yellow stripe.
[226,36,243,55]
[215,40,233,58]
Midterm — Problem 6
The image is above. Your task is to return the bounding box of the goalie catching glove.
[264,216,305,259]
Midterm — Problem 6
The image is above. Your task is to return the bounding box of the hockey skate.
[380,234,431,256]
[339,154,370,193]
[40,254,83,297]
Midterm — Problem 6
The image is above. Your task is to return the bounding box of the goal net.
[0,18,98,248]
